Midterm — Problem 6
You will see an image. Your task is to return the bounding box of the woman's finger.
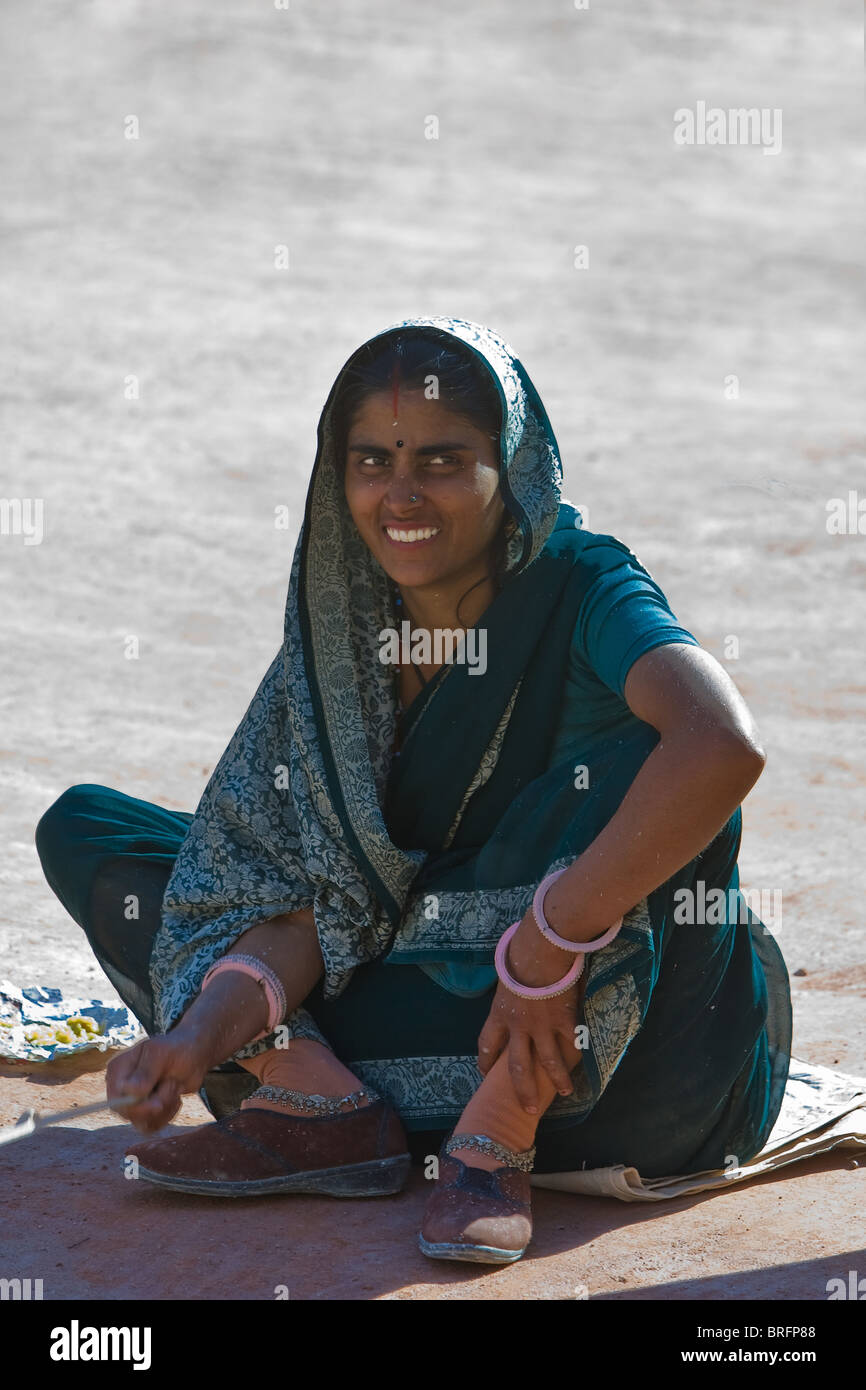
[533,1030,575,1096]
[106,1042,145,1094]
[132,1077,181,1135]
[477,1016,508,1075]
[507,1030,538,1113]
[123,1050,165,1100]
[556,1024,585,1073]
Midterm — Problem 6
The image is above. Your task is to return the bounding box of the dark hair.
[332,329,515,627]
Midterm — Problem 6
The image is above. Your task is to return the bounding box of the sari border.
[348,1054,594,1125]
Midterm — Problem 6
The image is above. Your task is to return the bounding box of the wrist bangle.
[494,920,584,1000]
[200,954,287,1042]
[532,869,623,955]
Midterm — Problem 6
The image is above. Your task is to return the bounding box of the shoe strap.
[249,1084,380,1116]
[445,1132,536,1173]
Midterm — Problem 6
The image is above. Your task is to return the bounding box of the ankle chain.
[249,1084,379,1116]
[445,1132,536,1173]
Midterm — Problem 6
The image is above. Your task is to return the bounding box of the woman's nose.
[385,473,422,505]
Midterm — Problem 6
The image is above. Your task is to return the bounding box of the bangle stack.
[494,868,623,1001]
[200,953,287,1042]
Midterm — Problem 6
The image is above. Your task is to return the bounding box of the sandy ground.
[1,0,864,1301]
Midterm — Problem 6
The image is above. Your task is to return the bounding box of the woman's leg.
[237,1040,374,1113]
[35,784,195,1034]
[35,784,194,934]
[82,854,178,1036]
[447,1054,562,1170]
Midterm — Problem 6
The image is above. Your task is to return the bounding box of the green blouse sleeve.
[548,535,700,765]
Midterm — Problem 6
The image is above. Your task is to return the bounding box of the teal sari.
[104,314,789,1174]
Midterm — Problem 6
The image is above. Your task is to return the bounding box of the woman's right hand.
[106,1033,210,1135]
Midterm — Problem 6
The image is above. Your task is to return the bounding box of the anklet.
[248,1084,379,1116]
[445,1132,536,1173]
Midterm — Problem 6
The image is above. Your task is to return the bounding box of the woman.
[35,316,791,1266]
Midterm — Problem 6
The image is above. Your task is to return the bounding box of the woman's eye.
[354,454,460,469]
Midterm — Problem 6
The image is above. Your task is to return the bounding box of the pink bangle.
[494,919,585,1000]
[532,869,623,955]
[200,954,287,1042]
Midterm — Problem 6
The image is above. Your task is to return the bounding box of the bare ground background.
[1,0,864,1300]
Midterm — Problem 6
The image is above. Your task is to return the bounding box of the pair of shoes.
[418,1132,534,1264]
[124,1085,411,1198]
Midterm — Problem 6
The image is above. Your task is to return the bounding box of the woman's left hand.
[477,912,588,1113]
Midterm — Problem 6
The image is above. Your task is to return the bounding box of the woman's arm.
[536,642,766,946]
[167,907,324,1068]
[483,642,767,1109]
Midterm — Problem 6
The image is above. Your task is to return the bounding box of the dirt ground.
[1,1,864,1301]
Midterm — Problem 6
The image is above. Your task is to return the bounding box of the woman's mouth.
[382,525,441,547]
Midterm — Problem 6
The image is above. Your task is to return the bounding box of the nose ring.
[409,494,417,502]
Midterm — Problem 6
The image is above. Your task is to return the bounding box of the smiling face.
[343,388,506,623]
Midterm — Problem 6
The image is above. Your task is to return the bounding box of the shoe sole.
[418,1235,526,1265]
[132,1152,412,1198]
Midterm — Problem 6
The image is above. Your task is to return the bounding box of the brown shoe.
[419,1133,534,1264]
[125,1089,411,1198]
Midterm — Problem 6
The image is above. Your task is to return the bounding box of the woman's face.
[343,388,505,596]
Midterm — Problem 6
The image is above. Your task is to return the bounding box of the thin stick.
[0,1094,143,1147]
[31,1095,142,1126]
